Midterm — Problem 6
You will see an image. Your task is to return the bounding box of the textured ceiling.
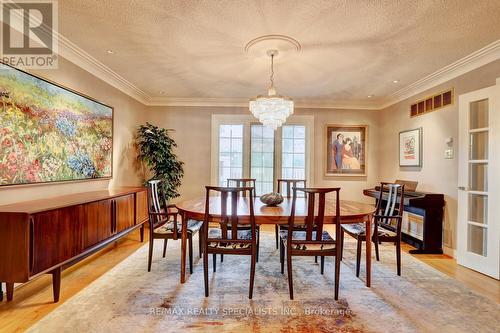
[59,0,500,105]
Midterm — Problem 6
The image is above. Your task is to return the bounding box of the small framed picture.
[399,128,422,167]
[325,125,367,176]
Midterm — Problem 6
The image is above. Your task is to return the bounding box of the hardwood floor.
[0,226,498,332]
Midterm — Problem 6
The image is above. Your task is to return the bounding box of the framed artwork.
[399,128,422,167]
[0,62,113,186]
[325,125,367,176]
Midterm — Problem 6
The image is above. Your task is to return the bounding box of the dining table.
[175,196,376,287]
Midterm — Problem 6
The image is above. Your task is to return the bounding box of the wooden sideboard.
[0,187,149,302]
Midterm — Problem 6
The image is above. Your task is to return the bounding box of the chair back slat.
[306,191,316,239]
[204,186,256,242]
[277,179,306,198]
[220,190,228,239]
[289,187,341,243]
[227,179,256,197]
[376,182,405,230]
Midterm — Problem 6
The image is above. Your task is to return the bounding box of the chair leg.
[203,250,209,297]
[334,254,340,300]
[320,256,325,275]
[280,240,285,274]
[340,229,344,261]
[147,237,154,272]
[198,230,203,258]
[213,253,217,272]
[275,225,279,249]
[256,226,260,263]
[374,236,380,261]
[162,239,168,258]
[356,238,362,278]
[249,245,257,299]
[315,256,318,263]
[188,234,193,275]
[396,240,402,276]
[286,249,294,300]
[221,254,224,262]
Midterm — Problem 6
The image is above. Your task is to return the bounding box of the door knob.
[458,186,467,191]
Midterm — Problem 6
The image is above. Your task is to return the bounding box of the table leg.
[180,212,188,284]
[365,214,372,287]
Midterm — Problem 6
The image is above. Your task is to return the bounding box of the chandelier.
[249,50,293,130]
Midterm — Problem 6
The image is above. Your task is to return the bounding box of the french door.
[457,82,500,279]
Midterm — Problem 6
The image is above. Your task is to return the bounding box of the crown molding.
[377,39,500,109]
[56,33,150,104]
[146,96,376,109]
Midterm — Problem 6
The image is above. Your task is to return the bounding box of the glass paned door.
[458,86,499,279]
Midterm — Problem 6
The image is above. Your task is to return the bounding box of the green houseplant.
[136,122,184,201]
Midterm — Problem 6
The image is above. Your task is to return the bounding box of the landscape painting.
[325,125,367,176]
[0,62,113,186]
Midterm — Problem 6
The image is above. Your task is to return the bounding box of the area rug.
[27,229,499,333]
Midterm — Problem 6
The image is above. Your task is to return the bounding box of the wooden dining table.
[175,196,376,286]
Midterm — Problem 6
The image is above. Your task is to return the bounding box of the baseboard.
[443,246,456,258]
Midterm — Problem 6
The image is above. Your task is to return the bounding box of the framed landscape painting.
[399,128,422,167]
[0,62,113,186]
[325,125,367,176]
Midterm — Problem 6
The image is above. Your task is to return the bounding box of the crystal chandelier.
[249,50,293,130]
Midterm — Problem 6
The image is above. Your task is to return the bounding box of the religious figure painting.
[325,125,367,176]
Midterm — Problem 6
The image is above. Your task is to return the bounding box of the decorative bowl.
[260,192,284,206]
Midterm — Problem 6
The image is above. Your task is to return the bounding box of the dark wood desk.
[176,197,376,286]
[0,187,148,302]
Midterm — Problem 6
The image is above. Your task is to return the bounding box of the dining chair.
[275,179,307,249]
[223,178,260,262]
[280,187,342,300]
[202,186,258,299]
[146,180,204,273]
[341,182,405,276]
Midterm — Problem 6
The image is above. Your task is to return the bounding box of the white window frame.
[211,114,314,190]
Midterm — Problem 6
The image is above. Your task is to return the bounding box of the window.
[212,115,313,194]
[218,125,243,186]
[251,124,275,195]
[282,125,306,180]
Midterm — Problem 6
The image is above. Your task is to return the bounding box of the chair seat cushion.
[341,223,396,237]
[154,219,203,234]
[279,230,336,251]
[207,228,257,249]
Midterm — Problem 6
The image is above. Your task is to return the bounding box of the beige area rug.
[28,229,499,333]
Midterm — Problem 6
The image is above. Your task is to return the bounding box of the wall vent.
[410,89,453,117]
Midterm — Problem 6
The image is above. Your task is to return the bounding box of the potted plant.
[136,122,184,201]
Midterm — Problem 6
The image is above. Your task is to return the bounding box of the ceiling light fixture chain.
[249,49,294,130]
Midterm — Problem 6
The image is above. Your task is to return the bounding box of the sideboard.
[0,187,149,302]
